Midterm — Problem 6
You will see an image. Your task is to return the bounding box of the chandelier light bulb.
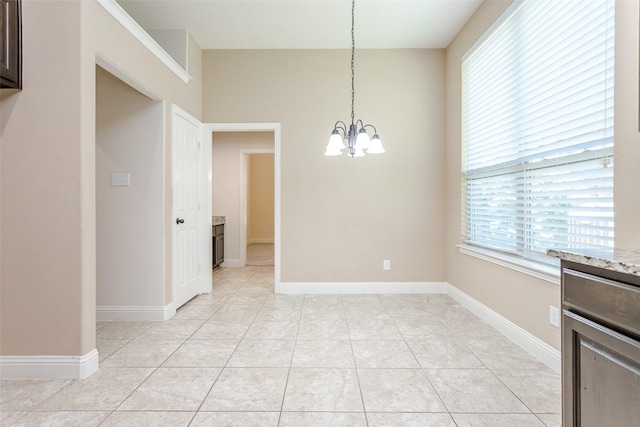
[328,130,346,151]
[367,134,385,154]
[355,128,371,150]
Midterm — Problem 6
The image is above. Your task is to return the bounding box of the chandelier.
[324,0,384,157]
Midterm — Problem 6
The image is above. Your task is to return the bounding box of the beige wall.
[96,67,165,308]
[248,154,275,243]
[203,49,447,283]
[0,1,202,357]
[1,0,94,355]
[212,132,274,264]
[445,0,640,351]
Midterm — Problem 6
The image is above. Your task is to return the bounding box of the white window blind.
[462,0,614,262]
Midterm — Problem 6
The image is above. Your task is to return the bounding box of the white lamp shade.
[366,135,385,154]
[355,130,371,150]
[324,145,343,156]
[328,132,346,151]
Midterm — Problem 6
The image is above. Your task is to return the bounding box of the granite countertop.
[547,248,640,277]
[213,216,226,226]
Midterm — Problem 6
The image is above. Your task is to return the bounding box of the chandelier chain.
[351,0,355,125]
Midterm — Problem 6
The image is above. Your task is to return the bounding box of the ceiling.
[116,0,483,50]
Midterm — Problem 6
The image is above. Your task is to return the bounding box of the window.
[462,0,614,263]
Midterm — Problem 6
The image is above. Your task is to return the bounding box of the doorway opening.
[246,153,275,266]
[206,123,282,293]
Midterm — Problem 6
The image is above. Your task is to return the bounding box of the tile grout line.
[342,294,370,427]
[273,293,306,425]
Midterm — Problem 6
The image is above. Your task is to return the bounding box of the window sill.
[457,244,560,285]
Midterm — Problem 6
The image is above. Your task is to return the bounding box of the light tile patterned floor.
[246,243,275,266]
[0,266,561,426]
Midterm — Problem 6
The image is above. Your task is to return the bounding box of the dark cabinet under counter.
[212,224,224,269]
[560,261,640,426]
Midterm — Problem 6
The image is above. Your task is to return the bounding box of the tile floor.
[246,243,275,266]
[0,266,561,426]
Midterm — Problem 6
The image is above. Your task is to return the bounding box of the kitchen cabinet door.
[1,0,21,89]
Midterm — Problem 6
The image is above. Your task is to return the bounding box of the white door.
[172,107,203,309]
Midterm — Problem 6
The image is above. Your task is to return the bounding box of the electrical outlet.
[383,260,391,270]
[111,172,130,187]
[549,305,560,328]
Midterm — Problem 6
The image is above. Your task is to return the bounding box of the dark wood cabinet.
[561,263,640,426]
[1,0,21,89]
[212,224,224,269]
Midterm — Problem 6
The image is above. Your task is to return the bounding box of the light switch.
[111,172,130,187]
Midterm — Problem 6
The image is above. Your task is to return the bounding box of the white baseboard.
[446,283,561,374]
[248,238,274,244]
[279,282,447,295]
[96,303,175,321]
[220,259,242,268]
[0,349,99,379]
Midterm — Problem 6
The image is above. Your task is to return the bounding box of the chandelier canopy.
[324,0,384,158]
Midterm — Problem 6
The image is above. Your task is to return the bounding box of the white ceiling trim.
[97,0,192,82]
[116,0,483,50]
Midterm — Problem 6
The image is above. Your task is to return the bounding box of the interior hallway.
[1,266,561,426]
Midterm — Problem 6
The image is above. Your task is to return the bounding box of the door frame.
[204,123,282,294]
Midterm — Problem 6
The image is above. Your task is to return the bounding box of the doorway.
[246,153,275,266]
[205,123,282,293]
